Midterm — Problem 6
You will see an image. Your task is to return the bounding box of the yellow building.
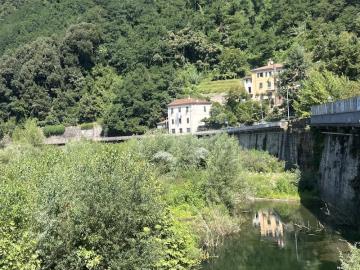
[253,210,285,248]
[244,60,283,107]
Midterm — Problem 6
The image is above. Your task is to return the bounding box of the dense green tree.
[313,31,360,80]
[0,0,359,132]
[294,69,360,117]
[219,48,249,78]
[103,64,177,135]
[205,102,237,129]
[278,45,309,117]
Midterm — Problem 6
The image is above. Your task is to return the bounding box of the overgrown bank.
[0,128,299,269]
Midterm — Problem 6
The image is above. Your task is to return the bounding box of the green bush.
[80,122,94,130]
[12,119,44,146]
[239,149,285,173]
[243,171,299,199]
[0,142,200,269]
[43,124,65,137]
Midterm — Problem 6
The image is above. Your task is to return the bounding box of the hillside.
[0,0,359,135]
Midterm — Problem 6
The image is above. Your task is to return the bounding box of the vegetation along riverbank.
[0,121,300,269]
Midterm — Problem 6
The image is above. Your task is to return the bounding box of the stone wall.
[233,122,360,225]
[318,134,360,224]
[45,125,102,145]
[234,122,316,172]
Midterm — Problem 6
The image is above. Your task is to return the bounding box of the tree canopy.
[0,0,360,134]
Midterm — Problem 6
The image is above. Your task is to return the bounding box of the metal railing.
[311,96,360,116]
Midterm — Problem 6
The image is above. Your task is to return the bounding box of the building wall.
[243,78,252,95]
[251,68,282,106]
[168,103,212,134]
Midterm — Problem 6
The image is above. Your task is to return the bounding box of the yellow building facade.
[245,60,283,107]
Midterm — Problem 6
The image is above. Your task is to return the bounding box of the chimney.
[268,59,274,66]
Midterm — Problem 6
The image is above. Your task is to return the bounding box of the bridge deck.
[44,121,288,145]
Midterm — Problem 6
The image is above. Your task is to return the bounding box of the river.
[202,200,353,270]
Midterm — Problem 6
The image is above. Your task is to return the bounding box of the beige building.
[244,60,283,107]
[168,98,212,134]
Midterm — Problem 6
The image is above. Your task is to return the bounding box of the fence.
[311,96,360,116]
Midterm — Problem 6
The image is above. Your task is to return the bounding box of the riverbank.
[0,128,301,269]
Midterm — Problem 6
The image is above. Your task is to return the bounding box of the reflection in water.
[253,210,285,248]
[202,201,352,270]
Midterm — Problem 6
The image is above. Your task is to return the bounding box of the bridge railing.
[311,96,360,116]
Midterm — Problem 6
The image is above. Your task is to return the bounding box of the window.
[178,107,181,112]
[248,87,252,93]
[267,81,272,89]
[259,82,263,89]
[187,128,191,133]
[257,72,263,78]
[171,129,175,134]
[179,128,183,133]
[204,106,207,112]
[268,71,272,77]
[171,119,174,125]
[186,106,189,113]
[179,118,182,124]
[171,108,174,114]
[187,118,190,124]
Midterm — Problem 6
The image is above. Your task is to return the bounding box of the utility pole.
[286,87,290,121]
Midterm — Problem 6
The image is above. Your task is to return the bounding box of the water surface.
[203,201,350,270]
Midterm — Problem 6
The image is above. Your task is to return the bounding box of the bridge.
[311,96,360,127]
[45,96,360,146]
[44,121,288,145]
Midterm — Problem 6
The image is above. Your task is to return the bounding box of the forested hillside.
[0,0,359,135]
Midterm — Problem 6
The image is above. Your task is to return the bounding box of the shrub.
[80,122,94,130]
[152,151,176,173]
[43,124,65,137]
[1,142,199,269]
[12,119,44,146]
[204,134,242,209]
[239,149,285,173]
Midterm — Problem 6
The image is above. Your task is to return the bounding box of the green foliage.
[79,122,94,130]
[12,119,44,146]
[237,149,299,199]
[206,87,268,127]
[103,64,177,135]
[278,45,310,116]
[0,132,300,268]
[204,134,241,209]
[0,0,360,131]
[42,125,65,137]
[294,69,360,117]
[196,79,243,94]
[340,244,360,270]
[205,102,237,129]
[0,141,200,269]
[239,149,285,173]
[219,48,250,78]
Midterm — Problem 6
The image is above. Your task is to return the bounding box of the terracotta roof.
[168,98,211,107]
[252,63,283,72]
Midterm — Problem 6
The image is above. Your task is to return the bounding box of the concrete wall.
[233,123,360,225]
[234,124,315,172]
[318,134,360,224]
